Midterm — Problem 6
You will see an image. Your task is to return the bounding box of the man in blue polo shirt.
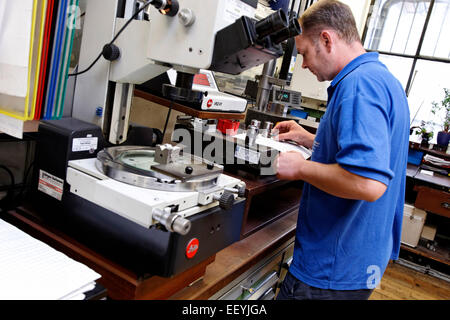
[274,0,409,300]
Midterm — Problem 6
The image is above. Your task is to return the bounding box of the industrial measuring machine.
[32,118,246,277]
[29,0,301,278]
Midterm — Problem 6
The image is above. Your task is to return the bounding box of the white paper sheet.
[0,112,24,139]
[0,0,33,98]
[0,218,101,300]
[234,133,312,160]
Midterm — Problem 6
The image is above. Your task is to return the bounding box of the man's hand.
[272,120,315,149]
[275,151,306,180]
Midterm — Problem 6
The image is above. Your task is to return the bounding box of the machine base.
[31,117,246,278]
[31,190,245,278]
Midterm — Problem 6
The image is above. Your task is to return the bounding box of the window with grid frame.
[363,0,450,143]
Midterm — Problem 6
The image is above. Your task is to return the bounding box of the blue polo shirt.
[289,52,410,290]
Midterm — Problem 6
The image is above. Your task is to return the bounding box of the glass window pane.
[420,1,450,59]
[378,54,413,89]
[407,60,450,143]
[364,0,429,55]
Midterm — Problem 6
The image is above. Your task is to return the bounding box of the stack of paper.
[0,218,101,300]
[423,154,450,168]
[234,133,312,160]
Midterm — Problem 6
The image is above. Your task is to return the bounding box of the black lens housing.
[255,9,288,39]
[270,18,302,44]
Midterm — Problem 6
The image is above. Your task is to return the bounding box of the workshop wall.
[129,96,184,144]
[288,0,371,101]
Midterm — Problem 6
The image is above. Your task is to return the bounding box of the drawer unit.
[211,241,294,300]
[217,253,282,300]
[277,243,294,294]
[414,186,450,218]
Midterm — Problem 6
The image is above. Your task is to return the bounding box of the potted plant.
[414,121,434,147]
[431,88,450,149]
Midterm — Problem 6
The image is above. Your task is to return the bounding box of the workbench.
[403,143,450,270]
[1,205,297,300]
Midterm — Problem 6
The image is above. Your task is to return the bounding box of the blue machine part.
[269,0,290,12]
[407,148,424,166]
[290,109,308,119]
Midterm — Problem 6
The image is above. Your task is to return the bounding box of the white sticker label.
[289,56,297,73]
[224,0,255,23]
[0,112,24,139]
[72,137,98,152]
[38,170,64,201]
[235,145,260,164]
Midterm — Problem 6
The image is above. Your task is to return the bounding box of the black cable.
[162,100,174,140]
[68,0,154,77]
[0,165,15,209]
[17,161,36,204]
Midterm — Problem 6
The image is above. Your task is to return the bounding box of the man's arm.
[272,120,316,149]
[276,152,387,202]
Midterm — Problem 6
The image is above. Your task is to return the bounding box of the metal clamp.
[245,125,259,147]
[224,183,246,198]
[152,207,191,235]
[154,144,182,164]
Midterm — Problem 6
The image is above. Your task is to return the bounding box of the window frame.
[362,0,450,96]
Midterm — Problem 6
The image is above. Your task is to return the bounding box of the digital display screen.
[276,90,290,102]
[194,74,211,87]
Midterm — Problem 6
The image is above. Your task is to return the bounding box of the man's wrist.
[295,154,309,180]
[303,133,316,149]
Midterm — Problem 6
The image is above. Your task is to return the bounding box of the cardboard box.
[401,204,427,247]
[421,225,437,241]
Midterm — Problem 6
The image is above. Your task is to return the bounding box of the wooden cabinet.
[414,186,450,219]
[224,170,303,239]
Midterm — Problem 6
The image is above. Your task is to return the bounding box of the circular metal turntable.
[96,145,223,192]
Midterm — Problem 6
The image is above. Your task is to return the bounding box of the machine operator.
[274,0,410,300]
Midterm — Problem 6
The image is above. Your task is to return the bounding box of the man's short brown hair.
[299,0,361,44]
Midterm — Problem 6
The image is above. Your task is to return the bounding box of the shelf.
[409,167,450,189]
[241,181,302,238]
[409,141,450,160]
[0,115,39,138]
[225,169,297,197]
[224,169,303,239]
[245,108,318,134]
[401,243,450,267]
[296,117,319,129]
[134,89,246,120]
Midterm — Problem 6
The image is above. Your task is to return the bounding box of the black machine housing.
[210,10,287,75]
[159,9,301,105]
[30,118,245,278]
[173,122,277,176]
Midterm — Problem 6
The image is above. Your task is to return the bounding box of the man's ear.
[319,30,333,52]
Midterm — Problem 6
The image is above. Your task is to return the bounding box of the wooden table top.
[2,204,298,300]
